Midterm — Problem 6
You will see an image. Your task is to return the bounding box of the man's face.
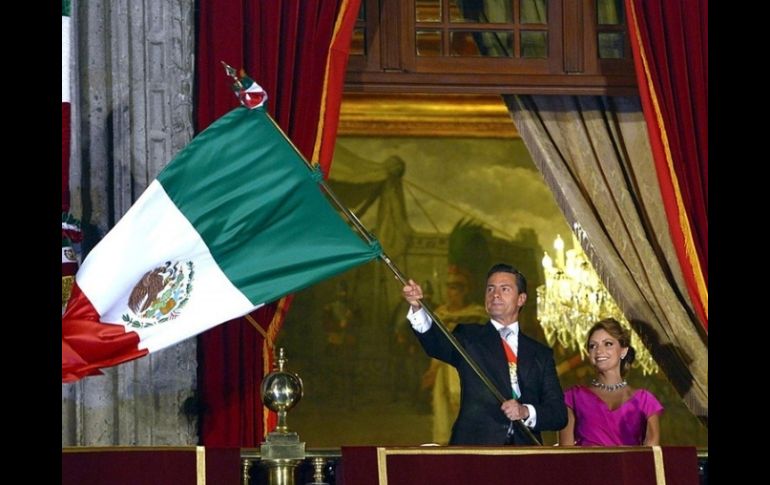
[484,271,527,324]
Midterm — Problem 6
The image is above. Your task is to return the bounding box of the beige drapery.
[504,95,707,422]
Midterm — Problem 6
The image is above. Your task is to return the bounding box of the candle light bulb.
[542,252,553,269]
[554,235,565,268]
[554,235,564,252]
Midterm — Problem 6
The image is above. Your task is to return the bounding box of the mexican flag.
[62,96,381,383]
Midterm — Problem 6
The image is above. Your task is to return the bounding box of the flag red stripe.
[62,284,147,382]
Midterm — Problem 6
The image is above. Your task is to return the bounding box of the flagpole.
[260,113,541,446]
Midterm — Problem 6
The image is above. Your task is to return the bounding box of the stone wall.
[62,0,197,446]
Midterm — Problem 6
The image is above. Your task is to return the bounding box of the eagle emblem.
[122,260,194,328]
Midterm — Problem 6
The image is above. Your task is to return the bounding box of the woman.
[558,318,663,446]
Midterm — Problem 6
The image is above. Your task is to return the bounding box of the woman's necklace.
[591,378,627,392]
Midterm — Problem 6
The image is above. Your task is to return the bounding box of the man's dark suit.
[416,320,567,445]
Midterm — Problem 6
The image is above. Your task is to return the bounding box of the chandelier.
[536,230,659,375]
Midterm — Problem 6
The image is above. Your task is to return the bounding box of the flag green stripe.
[158,106,378,306]
[63,0,70,16]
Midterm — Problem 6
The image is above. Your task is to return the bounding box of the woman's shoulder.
[634,387,659,402]
[631,387,665,413]
[564,384,592,398]
[631,387,658,399]
[564,385,604,411]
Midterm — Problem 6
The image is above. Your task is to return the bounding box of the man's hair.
[486,263,527,294]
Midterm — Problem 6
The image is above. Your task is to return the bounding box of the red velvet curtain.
[625,0,708,331]
[195,0,361,446]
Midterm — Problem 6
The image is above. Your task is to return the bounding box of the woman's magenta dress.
[564,385,664,446]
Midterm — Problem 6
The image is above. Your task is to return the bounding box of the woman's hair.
[587,318,636,376]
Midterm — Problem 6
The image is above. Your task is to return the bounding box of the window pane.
[598,32,624,58]
[416,30,443,56]
[520,0,547,24]
[450,31,513,57]
[449,0,512,23]
[416,0,442,22]
[350,28,366,56]
[521,31,547,58]
[597,0,623,25]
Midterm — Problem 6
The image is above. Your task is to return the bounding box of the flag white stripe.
[76,181,257,353]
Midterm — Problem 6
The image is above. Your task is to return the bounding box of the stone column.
[62,0,197,446]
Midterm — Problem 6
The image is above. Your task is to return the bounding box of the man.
[403,263,567,445]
